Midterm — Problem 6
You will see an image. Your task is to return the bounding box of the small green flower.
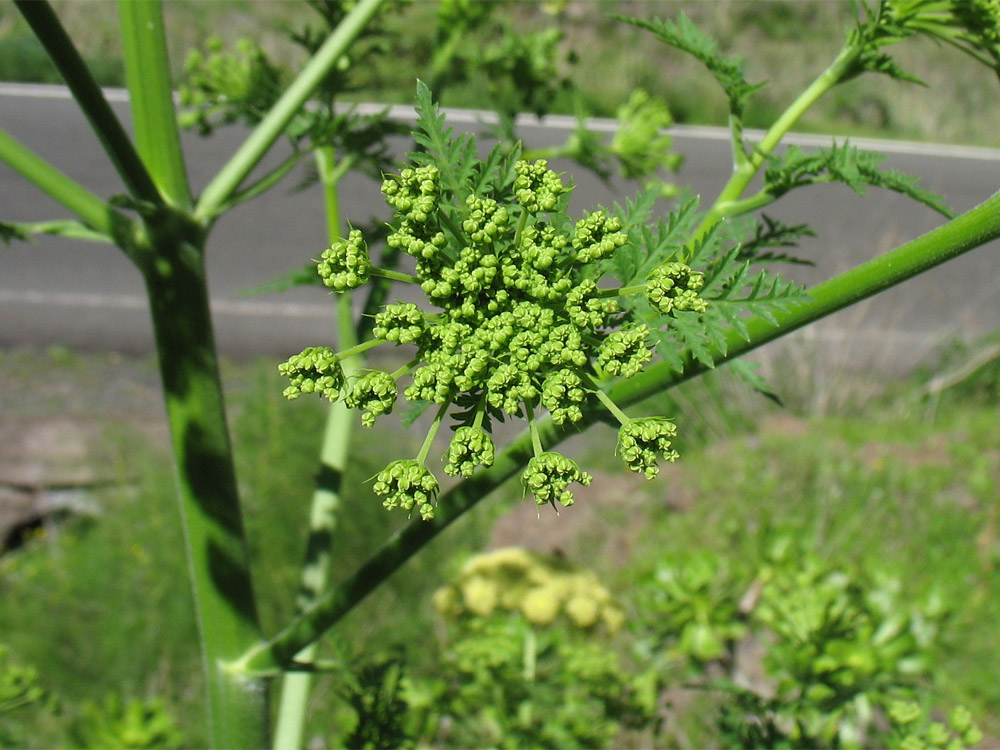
[597,324,651,378]
[278,346,344,402]
[404,363,455,404]
[521,451,592,508]
[573,210,627,263]
[372,303,426,345]
[344,370,398,427]
[444,425,496,477]
[566,279,618,329]
[513,159,564,212]
[540,369,588,425]
[381,165,441,223]
[373,459,439,519]
[316,229,370,292]
[486,363,538,415]
[645,262,707,315]
[616,417,679,478]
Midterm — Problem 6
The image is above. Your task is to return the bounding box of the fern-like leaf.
[410,80,478,195]
[764,142,954,217]
[614,13,765,116]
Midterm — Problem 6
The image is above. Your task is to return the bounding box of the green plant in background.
[71,695,184,750]
[402,548,656,748]
[4,0,1000,746]
[0,645,52,747]
[634,533,957,749]
[635,551,749,666]
[888,701,984,750]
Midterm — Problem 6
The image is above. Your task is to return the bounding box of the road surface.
[2,84,999,376]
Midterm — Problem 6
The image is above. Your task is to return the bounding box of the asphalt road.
[2,84,999,375]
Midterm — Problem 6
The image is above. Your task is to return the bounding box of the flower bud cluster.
[514,159,564,212]
[277,346,344,401]
[541,370,587,425]
[283,151,692,519]
[373,459,439,520]
[344,370,398,427]
[372,303,426,345]
[316,229,370,292]
[573,210,628,263]
[445,426,496,477]
[522,452,593,509]
[645,262,707,315]
[597,324,652,378]
[616,417,679,478]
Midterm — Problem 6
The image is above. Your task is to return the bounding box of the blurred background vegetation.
[2,1,1000,747]
[1,0,999,146]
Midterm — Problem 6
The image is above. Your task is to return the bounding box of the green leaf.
[763,142,954,218]
[410,79,478,196]
[605,195,700,285]
[726,359,783,406]
[733,214,816,266]
[400,399,433,428]
[614,12,765,116]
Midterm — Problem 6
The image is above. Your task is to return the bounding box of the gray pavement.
[2,84,999,375]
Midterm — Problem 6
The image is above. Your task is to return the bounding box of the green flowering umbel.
[616,417,679,479]
[277,346,344,402]
[372,459,439,520]
[316,228,370,291]
[279,85,702,519]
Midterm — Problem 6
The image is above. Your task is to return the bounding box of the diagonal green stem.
[195,0,387,221]
[687,42,862,252]
[14,0,163,207]
[234,186,1000,674]
[118,0,192,208]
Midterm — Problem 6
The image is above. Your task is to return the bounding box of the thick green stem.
[14,0,162,207]
[195,0,387,221]
[118,0,192,208]
[234,187,1000,674]
[274,147,356,750]
[141,219,267,747]
[688,43,862,251]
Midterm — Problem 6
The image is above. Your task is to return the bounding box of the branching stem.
[417,401,450,464]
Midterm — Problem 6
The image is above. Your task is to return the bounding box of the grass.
[1,342,998,745]
[1,1,998,147]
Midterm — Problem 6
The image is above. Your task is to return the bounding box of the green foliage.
[0,645,52,747]
[279,81,745,515]
[888,701,984,750]
[613,12,765,118]
[71,695,183,750]
[634,535,955,748]
[763,142,955,217]
[404,549,652,748]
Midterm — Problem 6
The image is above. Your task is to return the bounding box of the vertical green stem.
[142,226,266,747]
[523,627,537,682]
[195,0,387,220]
[14,0,162,207]
[117,0,192,208]
[274,146,356,750]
